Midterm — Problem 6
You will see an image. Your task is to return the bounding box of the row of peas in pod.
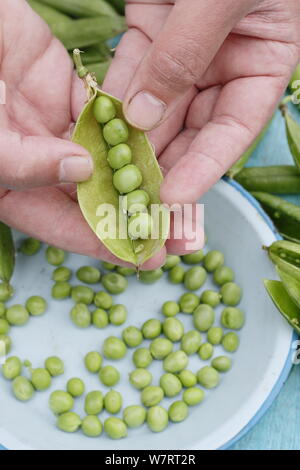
[93,96,153,241]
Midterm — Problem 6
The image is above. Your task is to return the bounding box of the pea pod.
[276,267,300,309]
[235,166,300,194]
[0,223,15,283]
[36,0,118,18]
[88,61,111,85]
[264,279,300,335]
[72,50,170,266]
[107,0,125,15]
[266,240,300,281]
[80,44,112,66]
[282,109,300,172]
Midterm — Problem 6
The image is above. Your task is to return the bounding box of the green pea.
[52,266,72,282]
[182,250,204,265]
[198,343,214,361]
[160,373,182,397]
[179,293,200,314]
[197,366,220,389]
[221,307,245,330]
[0,283,13,302]
[222,332,240,352]
[0,302,6,317]
[147,406,168,433]
[221,282,242,306]
[163,255,180,271]
[92,308,109,328]
[71,303,91,328]
[12,376,34,402]
[45,357,64,377]
[150,338,173,360]
[85,391,103,415]
[141,386,164,407]
[181,330,202,355]
[108,143,132,170]
[104,417,127,439]
[52,281,71,300]
[82,415,102,437]
[67,378,85,397]
[20,237,41,256]
[123,405,146,428]
[104,390,122,414]
[213,266,235,286]
[6,305,29,326]
[49,391,74,414]
[84,351,103,373]
[183,387,205,406]
[168,265,185,284]
[31,368,52,391]
[71,286,94,304]
[193,304,215,332]
[207,327,223,345]
[184,267,207,291]
[130,369,152,390]
[162,301,180,317]
[108,304,127,325]
[99,365,120,387]
[76,266,101,284]
[168,401,189,423]
[57,412,81,433]
[102,273,128,294]
[103,118,129,146]
[132,348,153,368]
[26,296,47,316]
[0,318,9,335]
[139,269,163,284]
[93,95,116,124]
[142,319,161,339]
[200,290,221,308]
[163,351,189,374]
[113,164,142,194]
[204,250,225,272]
[102,262,116,271]
[122,326,143,348]
[46,246,65,266]
[0,335,12,355]
[116,266,136,277]
[178,370,197,388]
[211,356,232,372]
[2,356,22,380]
[128,213,153,240]
[94,291,113,309]
[163,317,184,342]
[103,336,127,360]
[122,189,149,214]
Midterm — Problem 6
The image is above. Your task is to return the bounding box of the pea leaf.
[0,222,15,283]
[264,279,300,335]
[284,112,300,173]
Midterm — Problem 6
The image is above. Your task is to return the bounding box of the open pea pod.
[284,111,300,173]
[264,279,300,335]
[276,267,300,309]
[0,222,15,283]
[266,240,300,281]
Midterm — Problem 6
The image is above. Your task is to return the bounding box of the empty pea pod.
[266,240,300,280]
[0,222,15,284]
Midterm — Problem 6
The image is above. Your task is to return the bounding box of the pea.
[142,319,161,339]
[6,305,29,326]
[84,352,103,373]
[104,390,122,414]
[179,293,200,314]
[113,164,142,194]
[130,369,152,390]
[132,348,153,368]
[104,417,127,439]
[200,290,221,308]
[123,189,150,214]
[162,301,180,317]
[12,376,34,402]
[211,356,232,372]
[82,415,103,437]
[67,378,85,397]
[76,266,101,284]
[0,302,6,317]
[147,406,168,433]
[49,391,74,414]
[184,267,207,291]
[163,317,184,342]
[160,373,182,397]
[92,308,109,328]
[108,143,132,170]
[116,266,136,276]
[45,357,64,377]
[163,255,180,271]
[0,283,13,302]
[99,365,120,387]
[71,303,91,328]
[221,307,245,330]
[108,304,127,325]
[52,266,72,282]
[197,366,220,389]
[222,332,240,352]
[204,250,224,272]
[168,401,189,423]
[207,327,223,345]
[103,118,129,146]
[52,281,71,300]
[139,269,163,284]
[163,351,189,374]
[85,391,103,415]
[128,213,153,240]
[181,330,202,355]
[123,405,146,428]
[46,246,65,266]
[122,326,143,348]
[71,286,94,305]
[182,250,204,265]
[26,296,47,316]
[103,336,127,360]
[198,342,214,361]
[2,357,22,380]
[221,283,242,306]
[102,273,128,294]
[20,237,41,255]
[213,266,235,285]
[193,304,215,332]
[57,412,81,433]
[141,386,164,407]
[183,387,205,406]
[102,262,116,271]
[0,335,12,355]
[94,291,113,309]
[168,265,185,284]
[178,370,197,388]
[0,318,9,335]
[93,95,116,124]
[150,338,173,360]
[31,368,52,391]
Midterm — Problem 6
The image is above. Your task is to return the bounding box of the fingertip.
[140,246,167,270]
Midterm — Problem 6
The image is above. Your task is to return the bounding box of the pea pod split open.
[0,222,15,283]
[265,240,300,282]
[264,279,300,335]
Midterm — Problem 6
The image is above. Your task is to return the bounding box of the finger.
[166,207,205,255]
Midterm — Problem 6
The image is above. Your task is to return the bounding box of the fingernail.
[59,156,93,182]
[126,91,166,130]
